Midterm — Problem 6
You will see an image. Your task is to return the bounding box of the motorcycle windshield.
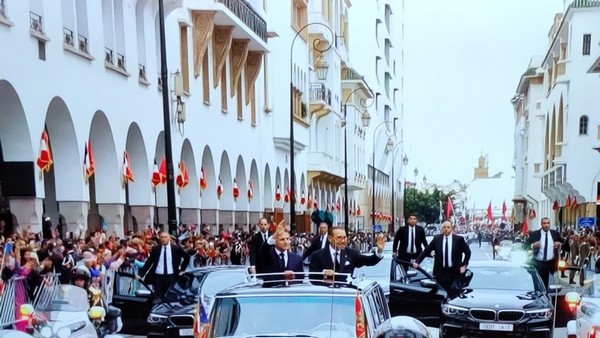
[36,285,90,312]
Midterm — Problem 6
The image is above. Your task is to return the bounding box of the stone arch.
[234,156,247,209]
[249,160,261,212]
[299,174,306,210]
[179,139,199,209]
[275,167,282,208]
[200,145,217,209]
[124,122,152,233]
[153,131,167,226]
[263,163,272,210]
[219,151,234,209]
[0,80,37,234]
[557,96,564,143]
[550,106,556,162]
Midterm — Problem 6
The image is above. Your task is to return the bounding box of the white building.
[0,0,404,238]
[512,0,600,232]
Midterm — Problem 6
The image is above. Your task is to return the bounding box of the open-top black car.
[110,265,248,337]
[389,259,559,338]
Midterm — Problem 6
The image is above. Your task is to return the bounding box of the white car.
[496,240,513,261]
[566,273,600,338]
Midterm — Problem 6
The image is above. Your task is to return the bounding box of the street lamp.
[289,23,333,233]
[402,154,408,225]
[158,0,177,234]
[371,119,397,233]
[342,88,373,233]
[414,167,419,186]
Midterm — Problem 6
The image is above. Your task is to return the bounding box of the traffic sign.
[373,224,382,232]
[578,217,596,228]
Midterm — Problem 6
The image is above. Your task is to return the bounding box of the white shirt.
[156,243,173,275]
[536,230,555,261]
[320,235,327,249]
[328,245,341,265]
[274,248,288,268]
[443,235,453,268]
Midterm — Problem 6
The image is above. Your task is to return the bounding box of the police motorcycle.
[24,266,124,338]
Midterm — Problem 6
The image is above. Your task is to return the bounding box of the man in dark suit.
[302,222,329,262]
[525,217,564,289]
[257,223,304,286]
[413,221,471,295]
[393,214,428,269]
[309,226,385,282]
[138,232,190,298]
[249,217,271,274]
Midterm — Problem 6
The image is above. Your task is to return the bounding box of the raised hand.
[376,234,386,253]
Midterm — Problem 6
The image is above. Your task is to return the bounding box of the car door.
[111,271,155,334]
[388,258,446,326]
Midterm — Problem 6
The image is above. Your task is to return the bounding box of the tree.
[403,188,456,224]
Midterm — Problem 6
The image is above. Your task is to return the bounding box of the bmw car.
[389,260,560,337]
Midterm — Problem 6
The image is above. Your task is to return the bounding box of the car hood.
[151,301,196,316]
[448,289,550,309]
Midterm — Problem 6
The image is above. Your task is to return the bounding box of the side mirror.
[406,271,417,278]
[420,279,437,289]
[89,306,106,320]
[136,289,152,297]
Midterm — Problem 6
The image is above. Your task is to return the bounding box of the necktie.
[263,233,267,242]
[163,246,168,274]
[334,251,339,271]
[444,237,449,268]
[279,252,285,270]
[543,231,548,261]
[410,227,415,254]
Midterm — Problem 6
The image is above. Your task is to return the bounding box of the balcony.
[571,0,600,7]
[309,82,333,119]
[307,151,344,187]
[542,164,566,199]
[216,0,266,42]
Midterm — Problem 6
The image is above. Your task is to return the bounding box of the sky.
[402,0,566,185]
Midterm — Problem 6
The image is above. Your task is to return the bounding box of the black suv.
[110,266,248,337]
[205,274,431,338]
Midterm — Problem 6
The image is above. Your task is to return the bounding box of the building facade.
[512,0,600,232]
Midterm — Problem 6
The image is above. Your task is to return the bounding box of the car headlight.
[56,327,72,338]
[442,304,468,316]
[39,326,53,338]
[526,308,553,319]
[148,313,168,323]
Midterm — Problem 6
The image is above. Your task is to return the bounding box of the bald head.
[441,221,453,236]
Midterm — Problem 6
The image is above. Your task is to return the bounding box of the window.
[291,0,307,37]
[237,78,243,120]
[221,65,228,112]
[534,163,540,173]
[583,34,591,55]
[202,52,210,104]
[135,1,147,81]
[579,115,589,135]
[179,25,190,93]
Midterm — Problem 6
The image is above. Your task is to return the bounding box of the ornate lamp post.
[289,23,333,233]
[342,88,372,233]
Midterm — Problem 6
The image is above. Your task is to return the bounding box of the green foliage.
[403,188,456,224]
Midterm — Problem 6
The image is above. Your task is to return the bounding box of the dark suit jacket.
[301,234,328,261]
[309,246,382,279]
[526,229,563,268]
[257,244,304,286]
[416,234,471,278]
[393,225,428,257]
[249,231,270,266]
[139,244,190,283]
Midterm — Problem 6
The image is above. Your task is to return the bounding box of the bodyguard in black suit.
[525,217,564,289]
[414,221,471,295]
[301,222,329,261]
[309,226,385,282]
[249,217,271,274]
[138,232,190,298]
[257,225,304,286]
[393,214,428,268]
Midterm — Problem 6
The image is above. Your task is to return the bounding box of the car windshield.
[201,270,248,297]
[512,243,524,250]
[354,257,391,278]
[164,272,207,300]
[213,295,356,338]
[500,240,512,247]
[35,285,90,312]
[468,266,538,291]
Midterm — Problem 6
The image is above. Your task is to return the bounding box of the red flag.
[284,187,290,203]
[176,161,189,188]
[122,151,134,183]
[36,130,53,172]
[336,197,341,211]
[571,196,577,209]
[247,180,253,200]
[501,201,507,220]
[216,176,223,199]
[84,141,95,179]
[445,196,454,220]
[552,200,559,210]
[151,159,161,186]
[275,185,281,201]
[300,191,306,205]
[355,293,366,338]
[232,179,239,200]
[158,157,167,184]
[486,202,493,222]
[522,218,529,235]
[357,205,361,216]
[199,167,207,190]
[565,195,571,207]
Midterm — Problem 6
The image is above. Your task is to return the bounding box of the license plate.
[179,328,194,336]
[479,323,513,331]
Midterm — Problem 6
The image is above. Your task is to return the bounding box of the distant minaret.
[474,154,489,179]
